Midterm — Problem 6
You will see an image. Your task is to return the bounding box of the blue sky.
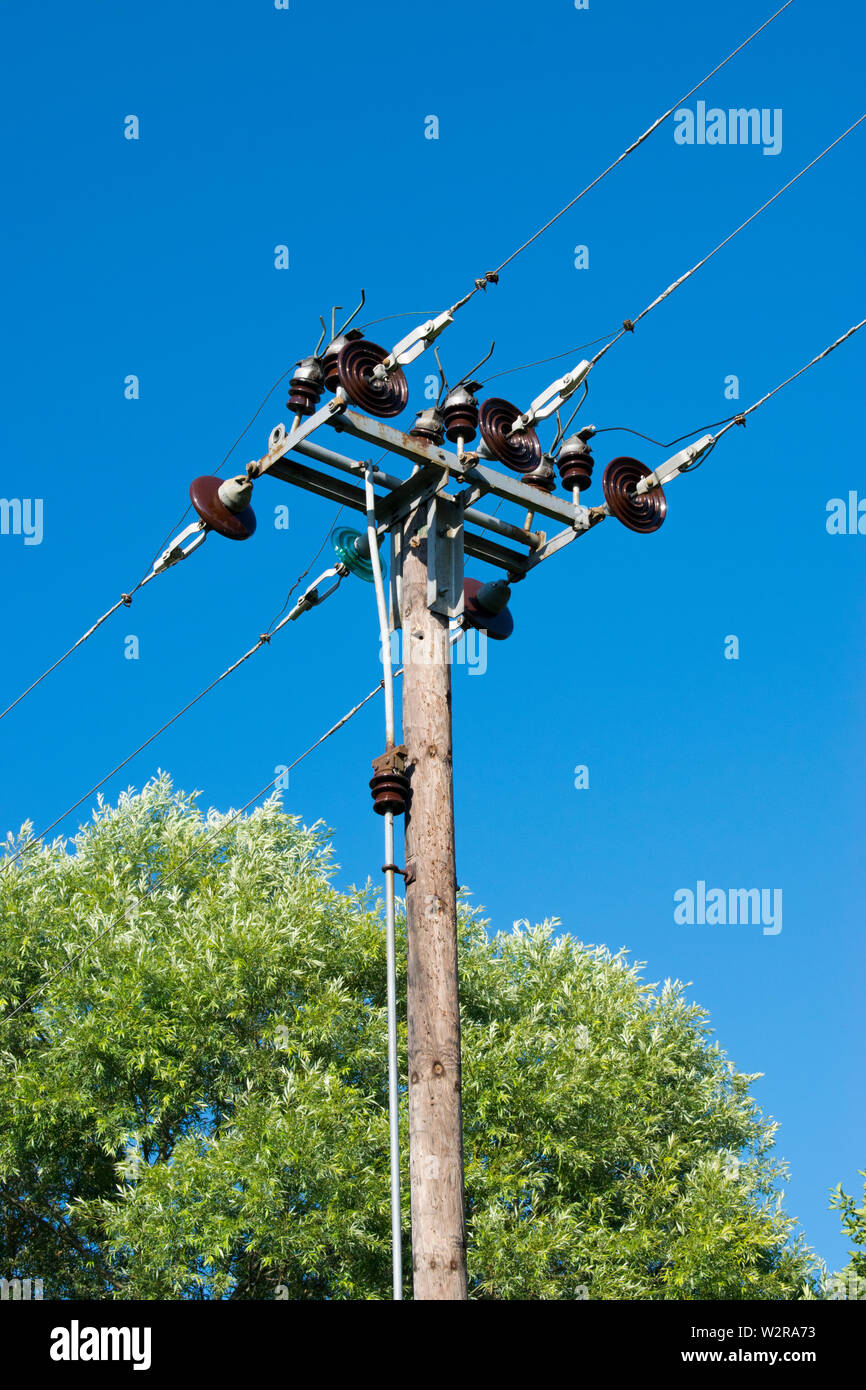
[1,0,863,1274]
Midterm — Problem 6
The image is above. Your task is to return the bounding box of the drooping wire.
[629,321,865,496]
[590,114,866,368]
[451,0,796,311]
[592,415,742,448]
[265,506,344,633]
[0,365,296,727]
[477,333,619,388]
[552,380,591,450]
[263,451,391,633]
[358,312,436,334]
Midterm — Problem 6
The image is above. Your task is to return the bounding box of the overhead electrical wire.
[2,564,349,872]
[590,114,866,369]
[593,415,743,448]
[265,505,345,633]
[451,0,797,311]
[712,319,866,439]
[0,661,416,1031]
[0,364,297,727]
[477,333,619,388]
[143,364,297,578]
[626,318,866,497]
[0,0,816,735]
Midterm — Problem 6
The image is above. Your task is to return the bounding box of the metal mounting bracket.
[426,493,465,620]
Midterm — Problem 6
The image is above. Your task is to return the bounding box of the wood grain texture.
[401,510,468,1301]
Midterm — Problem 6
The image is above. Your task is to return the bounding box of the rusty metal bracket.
[372,746,407,776]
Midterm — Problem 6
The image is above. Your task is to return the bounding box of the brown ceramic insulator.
[336,339,409,418]
[370,769,411,816]
[322,329,364,392]
[602,456,667,534]
[286,357,324,418]
[522,456,556,493]
[441,385,479,444]
[286,383,320,416]
[478,396,542,475]
[188,476,257,540]
[410,407,445,446]
[558,439,594,493]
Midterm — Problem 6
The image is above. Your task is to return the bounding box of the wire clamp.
[633,434,715,495]
[372,309,455,379]
[508,359,592,433]
[151,520,209,576]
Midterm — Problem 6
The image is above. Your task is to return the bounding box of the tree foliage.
[0,775,817,1299]
[826,1173,866,1297]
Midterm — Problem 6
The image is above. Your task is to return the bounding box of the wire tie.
[259,633,271,645]
[120,593,132,607]
[622,319,635,333]
[734,414,746,427]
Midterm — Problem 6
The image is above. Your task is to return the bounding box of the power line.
[0,671,399,1030]
[593,415,742,448]
[713,319,866,438]
[0,584,148,724]
[591,114,866,367]
[631,320,865,497]
[452,0,796,310]
[2,566,348,871]
[0,366,296,728]
[265,505,344,633]
[478,332,620,387]
[142,364,296,581]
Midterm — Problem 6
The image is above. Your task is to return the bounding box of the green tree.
[0,775,816,1299]
[823,1173,866,1299]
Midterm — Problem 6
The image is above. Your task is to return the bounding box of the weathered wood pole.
[400,510,468,1300]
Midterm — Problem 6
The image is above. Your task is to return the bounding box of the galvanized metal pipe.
[364,464,403,1301]
[292,439,544,549]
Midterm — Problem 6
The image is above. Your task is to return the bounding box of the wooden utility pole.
[400,508,468,1301]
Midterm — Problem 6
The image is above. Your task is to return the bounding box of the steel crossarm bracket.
[328,408,469,476]
[256,397,348,477]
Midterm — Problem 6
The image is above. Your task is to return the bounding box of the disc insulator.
[370,769,411,817]
[322,329,364,393]
[441,384,479,444]
[336,338,409,418]
[461,577,514,641]
[331,525,386,583]
[189,476,257,541]
[478,397,542,475]
[602,456,667,534]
